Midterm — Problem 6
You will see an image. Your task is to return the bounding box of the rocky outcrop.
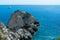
[0,10,39,40]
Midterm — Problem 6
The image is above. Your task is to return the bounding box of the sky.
[0,0,60,5]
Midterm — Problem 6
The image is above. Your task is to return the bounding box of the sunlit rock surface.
[0,10,39,40]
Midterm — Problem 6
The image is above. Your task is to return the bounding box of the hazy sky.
[0,0,60,5]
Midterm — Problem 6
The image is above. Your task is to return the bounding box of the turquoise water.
[0,5,60,40]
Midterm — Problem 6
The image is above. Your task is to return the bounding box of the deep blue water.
[0,5,60,40]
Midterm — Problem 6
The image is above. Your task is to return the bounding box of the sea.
[0,5,60,40]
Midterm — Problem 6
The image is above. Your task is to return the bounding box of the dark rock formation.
[0,10,39,40]
[7,10,39,40]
